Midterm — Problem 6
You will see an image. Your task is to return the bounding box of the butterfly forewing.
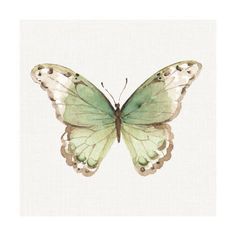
[121,61,202,124]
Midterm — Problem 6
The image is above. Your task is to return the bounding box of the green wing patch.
[31,64,115,127]
[121,61,202,125]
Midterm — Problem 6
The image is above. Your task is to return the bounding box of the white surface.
[20,20,215,216]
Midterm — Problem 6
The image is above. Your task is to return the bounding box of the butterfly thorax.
[115,103,121,143]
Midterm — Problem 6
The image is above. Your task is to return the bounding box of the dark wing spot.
[156,161,163,169]
[176,65,182,71]
[38,72,42,76]
[64,72,72,77]
[153,77,163,83]
[41,83,48,89]
[49,97,56,102]
[137,103,142,108]
[187,62,194,66]
[156,73,161,77]
[164,71,170,76]
[48,68,53,74]
[187,70,191,74]
[74,73,80,81]
[37,65,44,70]
[140,167,145,172]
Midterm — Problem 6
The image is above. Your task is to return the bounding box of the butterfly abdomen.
[115,104,121,143]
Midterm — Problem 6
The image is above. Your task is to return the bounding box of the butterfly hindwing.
[31,64,116,175]
[122,123,173,176]
[61,125,116,176]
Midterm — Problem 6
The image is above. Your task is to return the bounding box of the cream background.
[20,20,215,216]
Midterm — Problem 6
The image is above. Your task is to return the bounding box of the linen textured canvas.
[21,20,216,216]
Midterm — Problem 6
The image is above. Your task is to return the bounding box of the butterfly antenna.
[118,78,128,103]
[101,82,116,105]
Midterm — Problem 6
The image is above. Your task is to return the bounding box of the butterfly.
[31,60,202,176]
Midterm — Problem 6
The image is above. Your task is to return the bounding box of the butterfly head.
[115,103,120,109]
[101,78,128,109]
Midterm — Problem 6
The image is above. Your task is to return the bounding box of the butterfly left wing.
[61,125,116,176]
[121,60,202,175]
[31,64,116,176]
[31,64,115,127]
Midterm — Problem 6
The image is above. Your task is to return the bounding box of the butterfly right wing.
[121,61,202,125]
[120,61,201,176]
[121,123,173,176]
[31,64,116,175]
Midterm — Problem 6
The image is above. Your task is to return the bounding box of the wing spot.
[49,97,56,102]
[140,167,145,172]
[156,161,164,169]
[64,72,72,77]
[187,62,194,66]
[153,76,163,82]
[164,71,170,76]
[176,65,182,71]
[74,74,81,82]
[38,72,42,76]
[187,70,191,74]
[137,103,142,108]
[41,83,48,89]
[37,65,44,70]
[48,68,53,74]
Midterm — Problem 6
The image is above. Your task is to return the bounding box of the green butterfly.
[31,60,202,176]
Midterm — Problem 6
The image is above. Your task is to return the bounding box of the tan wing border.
[136,124,174,176]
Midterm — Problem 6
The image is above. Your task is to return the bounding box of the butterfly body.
[114,103,121,143]
[31,60,202,176]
